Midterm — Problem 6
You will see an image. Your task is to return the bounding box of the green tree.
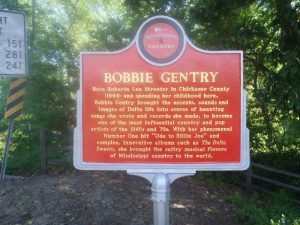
[123,0,300,169]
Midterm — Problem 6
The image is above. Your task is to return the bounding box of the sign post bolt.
[151,173,171,225]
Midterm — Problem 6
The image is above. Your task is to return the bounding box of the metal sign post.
[0,10,28,182]
[1,78,26,182]
[0,120,14,182]
[74,15,250,225]
[128,171,195,225]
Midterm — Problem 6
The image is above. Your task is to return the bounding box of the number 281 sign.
[74,16,250,171]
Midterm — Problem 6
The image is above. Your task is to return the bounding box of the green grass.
[197,172,300,225]
[1,143,72,175]
[5,144,41,175]
[226,191,300,225]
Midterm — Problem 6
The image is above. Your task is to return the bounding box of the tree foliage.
[123,0,300,165]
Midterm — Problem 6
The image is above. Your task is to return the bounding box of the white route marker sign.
[0,10,27,77]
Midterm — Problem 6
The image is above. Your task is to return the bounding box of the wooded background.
[0,0,299,174]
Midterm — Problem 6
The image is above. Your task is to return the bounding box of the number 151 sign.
[0,10,28,77]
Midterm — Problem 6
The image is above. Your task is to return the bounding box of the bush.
[226,191,300,225]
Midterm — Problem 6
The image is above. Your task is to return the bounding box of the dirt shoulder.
[0,171,239,225]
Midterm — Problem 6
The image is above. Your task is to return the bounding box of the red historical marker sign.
[74,16,249,171]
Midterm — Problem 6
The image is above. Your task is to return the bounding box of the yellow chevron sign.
[4,78,26,121]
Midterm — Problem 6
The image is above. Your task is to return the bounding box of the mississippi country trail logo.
[137,17,185,65]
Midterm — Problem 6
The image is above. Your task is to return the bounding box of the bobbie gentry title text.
[103,71,218,83]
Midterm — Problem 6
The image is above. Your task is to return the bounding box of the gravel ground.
[0,171,240,225]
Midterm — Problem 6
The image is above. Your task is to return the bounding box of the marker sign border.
[0,10,28,77]
[74,15,250,172]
